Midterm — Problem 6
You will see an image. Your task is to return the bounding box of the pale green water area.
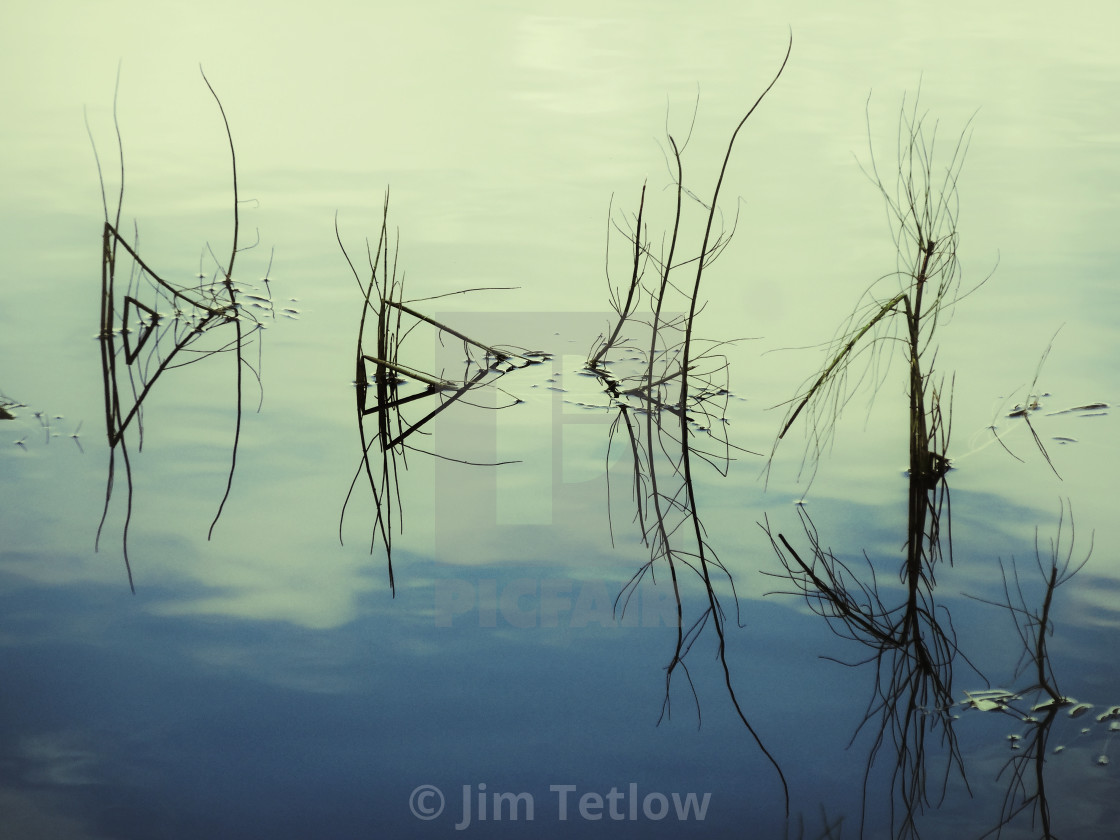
[2,2,1119,838]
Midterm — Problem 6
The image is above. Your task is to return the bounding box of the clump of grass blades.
[763,90,996,840]
[87,66,266,592]
[337,190,541,595]
[591,34,792,817]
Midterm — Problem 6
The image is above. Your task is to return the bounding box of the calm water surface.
[2,2,1118,838]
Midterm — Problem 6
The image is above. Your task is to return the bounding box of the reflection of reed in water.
[336,189,548,595]
[89,69,266,592]
[961,500,1095,839]
[588,35,792,816]
[763,92,989,839]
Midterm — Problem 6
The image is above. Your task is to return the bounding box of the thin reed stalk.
[594,33,792,816]
[763,89,993,840]
[88,69,266,591]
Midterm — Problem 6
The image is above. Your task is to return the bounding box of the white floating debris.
[1097,755,1110,767]
[1069,703,1094,719]
[1053,745,1065,754]
[962,689,1017,712]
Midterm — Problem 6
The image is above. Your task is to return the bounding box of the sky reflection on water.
[2,1,1119,838]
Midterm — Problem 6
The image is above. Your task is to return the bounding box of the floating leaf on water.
[1053,745,1065,754]
[1081,728,1091,735]
[1096,705,1120,722]
[1069,703,1094,719]
[1032,697,1070,713]
[962,689,1017,711]
[1097,755,1110,766]
[1007,733,1021,742]
[970,699,1003,712]
[1048,402,1109,415]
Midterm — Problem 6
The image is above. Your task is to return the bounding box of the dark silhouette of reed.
[88,67,265,591]
[763,92,991,839]
[336,190,548,594]
[964,501,1092,839]
[589,34,793,816]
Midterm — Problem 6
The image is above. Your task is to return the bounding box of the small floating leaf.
[1096,706,1120,722]
[1032,697,1071,713]
[1050,402,1109,414]
[963,689,1017,712]
[1097,755,1109,766]
[970,699,1003,712]
[1069,703,1093,719]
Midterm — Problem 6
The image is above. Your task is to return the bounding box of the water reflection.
[334,40,795,810]
[763,93,978,838]
[581,39,792,813]
[317,70,1118,838]
[337,190,551,593]
[10,56,1110,840]
[91,71,266,591]
[960,501,1097,839]
[760,94,1111,837]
